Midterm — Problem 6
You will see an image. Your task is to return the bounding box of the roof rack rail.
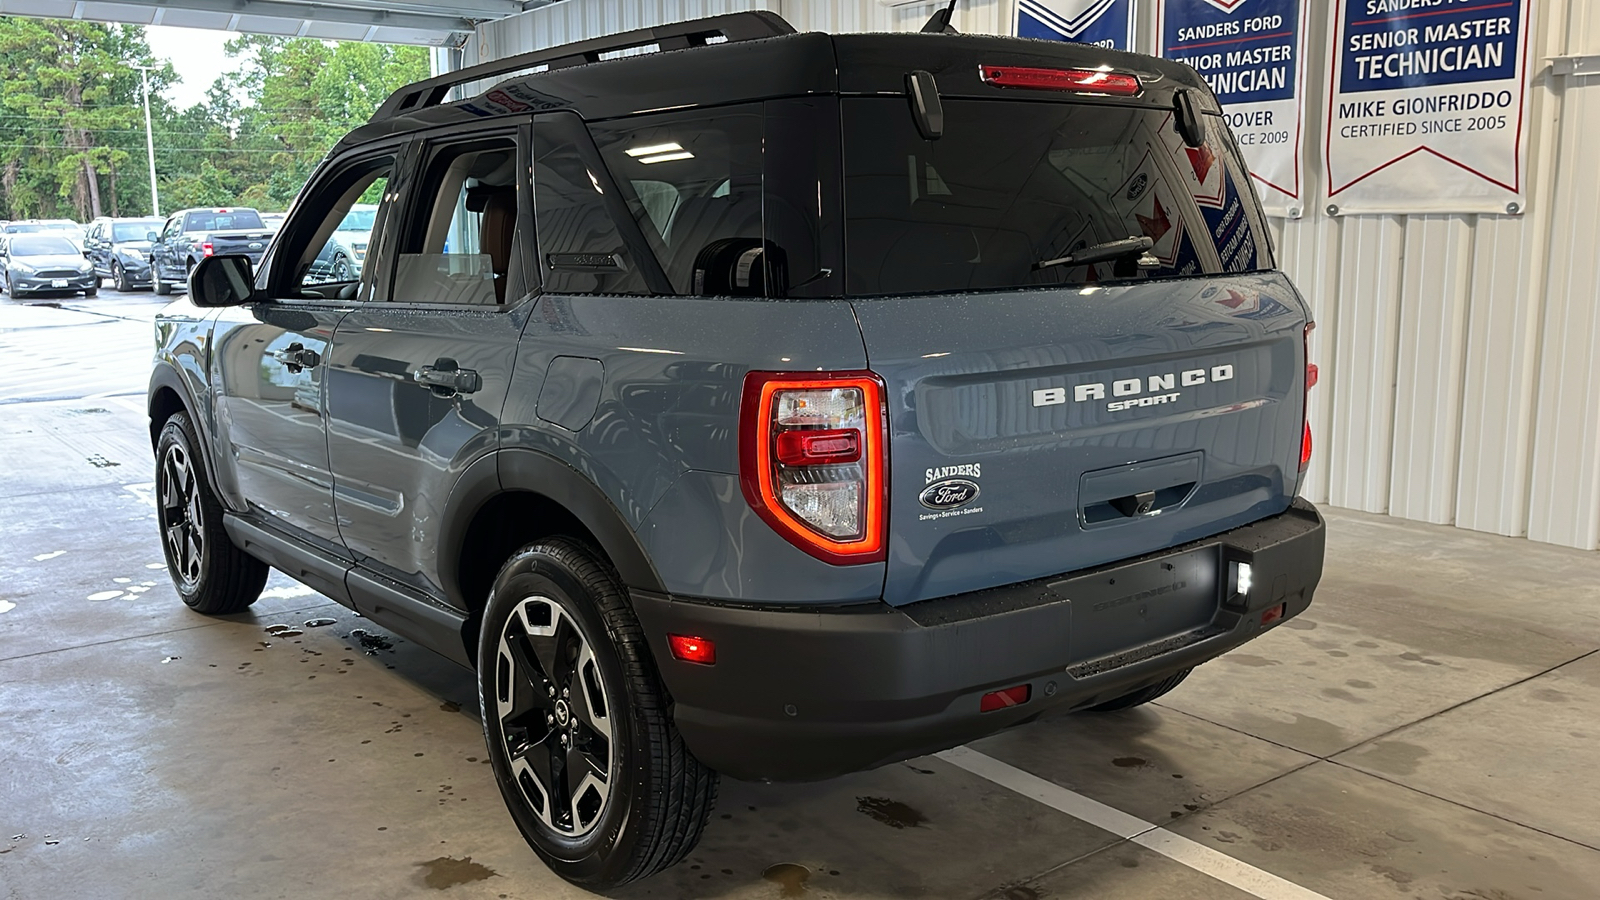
[371,11,797,122]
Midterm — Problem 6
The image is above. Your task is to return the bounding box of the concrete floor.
[4,294,1600,899]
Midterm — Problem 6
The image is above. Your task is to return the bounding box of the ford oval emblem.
[248,242,263,250]
[919,478,980,510]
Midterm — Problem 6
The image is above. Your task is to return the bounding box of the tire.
[1085,668,1193,712]
[155,411,268,615]
[82,288,97,298]
[331,253,352,282]
[479,538,718,890]
[153,265,172,295]
[113,262,132,292]
[182,260,195,293]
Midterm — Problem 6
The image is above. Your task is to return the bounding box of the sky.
[142,25,244,111]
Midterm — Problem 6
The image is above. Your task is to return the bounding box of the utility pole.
[133,64,160,217]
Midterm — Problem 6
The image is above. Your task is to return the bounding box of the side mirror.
[147,230,158,242]
[190,254,257,307]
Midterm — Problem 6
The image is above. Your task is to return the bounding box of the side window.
[393,136,522,306]
[161,217,181,241]
[284,156,395,295]
[532,113,649,296]
[590,105,764,295]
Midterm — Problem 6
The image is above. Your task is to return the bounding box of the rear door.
[324,127,532,608]
[840,96,1308,605]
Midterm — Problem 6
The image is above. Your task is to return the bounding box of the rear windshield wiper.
[1034,235,1156,272]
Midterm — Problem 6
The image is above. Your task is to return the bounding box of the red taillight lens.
[202,242,214,257]
[667,634,716,665]
[980,684,1031,712]
[775,428,862,466]
[740,371,887,565]
[1300,322,1316,475]
[981,65,1141,96]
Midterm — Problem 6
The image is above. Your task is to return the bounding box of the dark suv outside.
[85,216,166,291]
[150,13,1325,889]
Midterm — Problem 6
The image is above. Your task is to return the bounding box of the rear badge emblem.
[920,478,980,510]
[248,242,263,250]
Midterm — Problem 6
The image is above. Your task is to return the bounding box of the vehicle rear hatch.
[208,230,274,263]
[835,39,1310,605]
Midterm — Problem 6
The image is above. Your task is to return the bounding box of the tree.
[0,19,172,219]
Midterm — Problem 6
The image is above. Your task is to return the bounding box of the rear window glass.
[186,210,264,231]
[841,98,1270,296]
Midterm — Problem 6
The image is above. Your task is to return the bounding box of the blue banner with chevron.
[1013,0,1134,51]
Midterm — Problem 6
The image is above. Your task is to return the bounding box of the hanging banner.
[1158,0,1310,218]
[1014,0,1135,50]
[1324,0,1533,215]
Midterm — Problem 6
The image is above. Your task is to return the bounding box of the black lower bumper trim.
[631,499,1324,782]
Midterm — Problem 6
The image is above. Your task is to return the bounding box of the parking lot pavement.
[3,301,1600,899]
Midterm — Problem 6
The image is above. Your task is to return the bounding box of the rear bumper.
[632,499,1324,782]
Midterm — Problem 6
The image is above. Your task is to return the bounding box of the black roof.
[337,13,1215,153]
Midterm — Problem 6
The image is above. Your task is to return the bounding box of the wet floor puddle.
[416,856,497,889]
[763,863,810,897]
[855,796,928,829]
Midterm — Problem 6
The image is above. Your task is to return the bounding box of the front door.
[211,302,347,552]
[324,129,532,606]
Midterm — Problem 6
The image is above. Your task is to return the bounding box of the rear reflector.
[667,634,715,665]
[775,428,862,466]
[981,65,1141,96]
[980,684,1031,712]
[1261,604,1286,626]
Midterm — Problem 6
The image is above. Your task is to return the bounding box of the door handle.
[270,342,320,372]
[414,359,481,395]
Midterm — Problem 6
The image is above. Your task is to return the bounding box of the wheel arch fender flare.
[147,363,226,502]
[439,448,666,608]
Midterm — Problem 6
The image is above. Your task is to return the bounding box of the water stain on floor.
[416,856,497,889]
[763,863,811,897]
[1112,756,1150,768]
[855,796,928,829]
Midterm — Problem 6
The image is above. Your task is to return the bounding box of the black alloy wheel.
[331,253,352,282]
[495,594,616,839]
[153,265,172,295]
[154,411,267,614]
[479,539,718,889]
[113,262,131,292]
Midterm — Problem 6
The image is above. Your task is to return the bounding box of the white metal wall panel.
[1325,216,1405,513]
[1388,216,1472,525]
[466,0,1600,552]
[1526,70,1600,549]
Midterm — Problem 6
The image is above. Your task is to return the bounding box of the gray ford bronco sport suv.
[150,10,1325,888]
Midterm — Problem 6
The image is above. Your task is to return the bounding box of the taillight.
[202,242,214,257]
[981,65,1141,96]
[740,371,887,564]
[1300,323,1316,474]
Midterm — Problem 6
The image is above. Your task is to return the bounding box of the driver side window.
[290,156,395,297]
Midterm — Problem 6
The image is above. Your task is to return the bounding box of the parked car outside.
[85,216,166,291]
[150,11,1326,890]
[148,207,274,295]
[2,233,97,297]
[305,203,376,282]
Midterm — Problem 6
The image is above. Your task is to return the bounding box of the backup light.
[981,65,1141,96]
[1234,561,1253,597]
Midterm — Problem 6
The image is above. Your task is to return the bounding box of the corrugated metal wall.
[469,0,1600,551]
